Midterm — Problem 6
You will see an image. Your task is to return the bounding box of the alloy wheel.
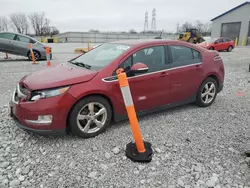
[77,102,107,134]
[201,82,216,104]
[29,51,40,61]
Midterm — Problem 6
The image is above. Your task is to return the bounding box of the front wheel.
[196,77,218,107]
[69,96,112,138]
[28,50,40,61]
[209,47,214,50]
[227,46,233,52]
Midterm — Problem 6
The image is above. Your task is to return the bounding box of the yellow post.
[242,36,245,46]
[235,37,238,46]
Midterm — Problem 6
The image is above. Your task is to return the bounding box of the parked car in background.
[198,37,235,52]
[10,39,224,138]
[0,32,52,61]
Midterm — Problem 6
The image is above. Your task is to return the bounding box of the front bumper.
[9,87,76,136]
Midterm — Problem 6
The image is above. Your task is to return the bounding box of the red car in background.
[9,40,225,138]
[199,37,235,52]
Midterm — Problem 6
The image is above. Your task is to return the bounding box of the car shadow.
[0,59,30,63]
[18,103,197,142]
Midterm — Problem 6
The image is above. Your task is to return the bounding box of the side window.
[118,56,132,72]
[0,33,5,38]
[133,46,166,73]
[15,35,31,43]
[169,45,202,67]
[192,49,202,63]
[1,33,15,40]
[216,39,223,43]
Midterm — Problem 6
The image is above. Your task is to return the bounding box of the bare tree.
[29,12,50,36]
[202,21,212,36]
[9,13,28,34]
[0,17,8,31]
[180,22,193,32]
[195,20,204,32]
[50,26,59,35]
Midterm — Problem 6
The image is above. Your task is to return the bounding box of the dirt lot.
[0,46,250,188]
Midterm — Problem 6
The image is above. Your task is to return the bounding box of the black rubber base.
[245,151,250,157]
[125,141,153,163]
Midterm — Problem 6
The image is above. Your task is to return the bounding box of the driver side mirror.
[131,62,148,74]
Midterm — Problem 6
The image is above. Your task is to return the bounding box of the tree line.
[0,12,59,37]
[177,20,212,36]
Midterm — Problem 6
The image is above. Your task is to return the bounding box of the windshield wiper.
[71,61,91,69]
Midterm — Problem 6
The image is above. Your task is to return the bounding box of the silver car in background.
[0,32,52,61]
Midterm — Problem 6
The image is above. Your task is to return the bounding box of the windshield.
[69,43,131,70]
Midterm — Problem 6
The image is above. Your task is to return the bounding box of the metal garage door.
[221,22,241,40]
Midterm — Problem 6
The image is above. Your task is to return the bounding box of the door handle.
[195,65,201,70]
[160,72,169,77]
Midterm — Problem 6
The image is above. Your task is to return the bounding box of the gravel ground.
[0,46,250,188]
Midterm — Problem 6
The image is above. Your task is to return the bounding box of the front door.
[167,44,204,103]
[0,32,16,53]
[214,38,224,51]
[13,34,34,56]
[109,45,171,114]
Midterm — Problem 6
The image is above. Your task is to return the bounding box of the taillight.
[213,52,222,62]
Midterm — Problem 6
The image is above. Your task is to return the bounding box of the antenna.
[144,11,149,32]
[150,8,156,32]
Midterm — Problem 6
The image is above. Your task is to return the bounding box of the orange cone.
[45,47,51,67]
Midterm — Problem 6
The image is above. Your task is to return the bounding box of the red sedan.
[9,40,225,138]
[199,37,235,52]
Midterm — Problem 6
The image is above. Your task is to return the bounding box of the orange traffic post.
[28,43,37,64]
[4,53,8,60]
[116,68,153,163]
[45,46,51,67]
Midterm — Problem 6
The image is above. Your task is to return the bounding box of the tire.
[209,47,214,50]
[196,77,218,107]
[69,96,112,138]
[227,46,233,52]
[28,50,41,61]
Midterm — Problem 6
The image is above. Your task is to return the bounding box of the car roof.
[0,31,37,41]
[109,39,207,52]
[110,39,185,46]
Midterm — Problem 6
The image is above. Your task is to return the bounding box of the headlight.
[30,86,70,101]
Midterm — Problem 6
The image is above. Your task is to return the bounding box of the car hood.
[20,63,98,90]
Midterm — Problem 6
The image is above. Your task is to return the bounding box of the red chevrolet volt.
[9,39,225,138]
[199,37,235,52]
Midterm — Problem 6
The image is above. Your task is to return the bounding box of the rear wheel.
[227,45,233,52]
[69,96,112,138]
[196,77,218,107]
[28,50,40,61]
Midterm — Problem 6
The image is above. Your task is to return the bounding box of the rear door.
[13,34,36,56]
[0,32,16,53]
[167,44,204,103]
